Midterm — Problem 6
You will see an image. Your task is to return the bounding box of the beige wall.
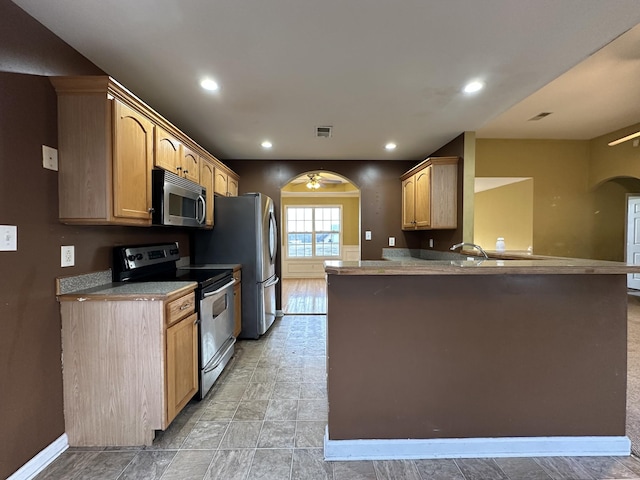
[280,195,360,245]
[476,139,592,258]
[589,121,640,188]
[474,179,533,251]
[476,133,640,260]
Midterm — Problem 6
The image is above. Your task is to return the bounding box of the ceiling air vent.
[528,112,553,121]
[316,126,333,138]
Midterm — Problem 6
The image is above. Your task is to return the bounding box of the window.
[286,206,341,258]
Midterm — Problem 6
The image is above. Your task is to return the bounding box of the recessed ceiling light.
[385,142,397,151]
[200,78,219,91]
[261,141,273,149]
[463,81,484,94]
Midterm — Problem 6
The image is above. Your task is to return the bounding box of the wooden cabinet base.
[60,289,197,447]
[61,301,164,446]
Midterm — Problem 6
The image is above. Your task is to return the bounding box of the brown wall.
[327,273,627,440]
[0,4,190,478]
[225,159,416,305]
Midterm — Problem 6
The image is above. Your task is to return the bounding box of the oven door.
[199,278,235,397]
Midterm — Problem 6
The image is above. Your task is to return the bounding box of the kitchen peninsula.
[324,258,639,460]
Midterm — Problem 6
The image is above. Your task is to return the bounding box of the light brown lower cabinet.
[59,287,197,446]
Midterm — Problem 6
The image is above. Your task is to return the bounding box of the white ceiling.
[11,0,640,161]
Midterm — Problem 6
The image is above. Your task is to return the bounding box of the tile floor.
[36,314,640,480]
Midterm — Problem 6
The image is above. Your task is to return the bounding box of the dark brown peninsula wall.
[327,272,627,441]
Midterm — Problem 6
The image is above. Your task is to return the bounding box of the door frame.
[625,194,640,289]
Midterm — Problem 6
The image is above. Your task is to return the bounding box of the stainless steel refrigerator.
[192,193,279,339]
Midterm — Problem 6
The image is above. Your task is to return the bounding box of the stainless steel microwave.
[151,169,207,228]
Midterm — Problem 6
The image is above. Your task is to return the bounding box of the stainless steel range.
[113,242,235,399]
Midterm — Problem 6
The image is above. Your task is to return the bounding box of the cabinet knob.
[176,166,182,171]
[148,207,155,213]
[183,170,188,175]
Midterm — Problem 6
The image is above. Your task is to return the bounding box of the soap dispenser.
[496,237,505,252]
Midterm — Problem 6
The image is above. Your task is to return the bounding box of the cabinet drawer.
[166,292,196,326]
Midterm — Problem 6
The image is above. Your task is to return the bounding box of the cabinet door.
[200,159,215,227]
[214,169,228,196]
[414,166,431,228]
[401,176,416,229]
[228,176,239,197]
[113,100,154,221]
[155,126,180,174]
[182,145,200,183]
[166,312,198,425]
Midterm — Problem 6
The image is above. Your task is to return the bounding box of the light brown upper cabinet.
[113,101,155,221]
[155,128,200,184]
[214,167,239,196]
[51,75,238,226]
[51,75,154,225]
[200,158,215,227]
[181,145,200,184]
[401,156,458,230]
[228,176,239,196]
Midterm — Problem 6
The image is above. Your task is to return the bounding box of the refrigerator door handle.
[263,276,279,288]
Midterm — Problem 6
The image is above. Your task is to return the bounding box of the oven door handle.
[203,279,236,297]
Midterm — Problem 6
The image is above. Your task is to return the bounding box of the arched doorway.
[279,171,361,314]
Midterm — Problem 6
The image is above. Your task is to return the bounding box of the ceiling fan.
[305,173,342,189]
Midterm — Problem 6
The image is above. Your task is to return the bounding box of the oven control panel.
[117,243,181,271]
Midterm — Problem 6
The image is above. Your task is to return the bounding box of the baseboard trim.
[8,434,68,480]
[323,429,630,461]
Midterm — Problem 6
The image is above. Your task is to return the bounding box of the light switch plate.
[61,245,75,267]
[0,225,17,251]
[365,231,372,240]
[388,237,395,246]
[42,145,58,171]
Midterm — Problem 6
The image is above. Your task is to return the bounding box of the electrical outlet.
[42,145,58,171]
[429,238,434,248]
[61,245,75,267]
[365,231,372,241]
[0,225,17,251]
[388,236,395,247]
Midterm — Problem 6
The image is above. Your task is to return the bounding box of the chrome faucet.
[450,242,489,259]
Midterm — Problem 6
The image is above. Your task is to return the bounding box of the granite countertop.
[57,281,197,302]
[325,258,640,275]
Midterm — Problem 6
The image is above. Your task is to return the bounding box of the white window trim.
[285,205,343,260]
